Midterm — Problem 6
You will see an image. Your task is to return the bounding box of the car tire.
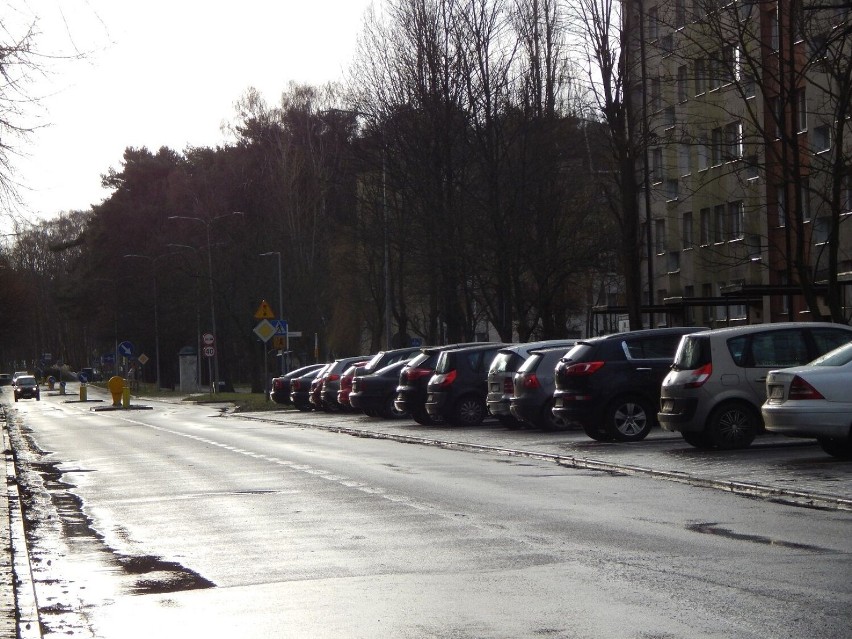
[681,430,714,449]
[582,422,614,441]
[605,396,653,442]
[381,395,408,420]
[538,399,567,430]
[450,396,486,426]
[817,437,852,460]
[705,401,760,449]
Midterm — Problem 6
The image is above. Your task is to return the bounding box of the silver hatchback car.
[658,322,852,449]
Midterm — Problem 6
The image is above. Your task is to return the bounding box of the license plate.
[769,385,784,400]
[662,400,674,412]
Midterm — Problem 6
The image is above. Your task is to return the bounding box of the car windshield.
[809,341,852,367]
[17,376,36,385]
[518,353,543,374]
[489,352,522,373]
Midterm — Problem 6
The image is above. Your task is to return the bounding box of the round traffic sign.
[202,333,215,346]
[202,345,216,357]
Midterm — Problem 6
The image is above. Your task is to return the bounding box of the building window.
[661,33,674,55]
[716,282,728,321]
[842,173,852,213]
[677,65,689,103]
[730,279,747,319]
[725,121,743,160]
[714,204,726,243]
[801,180,811,220]
[651,147,663,183]
[729,201,744,240]
[702,283,714,321]
[682,212,694,249]
[721,43,739,84]
[666,179,679,201]
[655,219,666,254]
[664,106,676,129]
[777,186,787,227]
[675,0,686,28]
[678,143,691,176]
[810,33,829,60]
[697,136,709,171]
[694,59,706,95]
[742,73,756,99]
[700,207,712,245]
[711,127,723,165]
[744,155,759,180]
[709,52,721,90]
[813,217,831,245]
[667,251,680,273]
[795,89,807,133]
[648,6,659,41]
[813,125,831,152]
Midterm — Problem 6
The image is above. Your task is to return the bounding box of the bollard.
[107,376,125,406]
[59,381,66,396]
[80,383,87,402]
[122,386,130,408]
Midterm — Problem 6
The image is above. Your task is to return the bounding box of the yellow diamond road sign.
[253,319,276,343]
[254,299,276,320]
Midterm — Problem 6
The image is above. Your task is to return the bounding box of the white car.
[762,341,852,459]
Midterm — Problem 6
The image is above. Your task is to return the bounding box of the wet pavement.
[1,389,851,638]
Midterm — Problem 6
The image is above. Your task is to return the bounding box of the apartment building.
[622,0,852,327]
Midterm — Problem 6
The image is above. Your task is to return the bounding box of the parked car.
[761,341,852,459]
[394,343,483,425]
[12,371,28,385]
[336,363,366,411]
[553,327,703,442]
[13,375,40,402]
[509,346,573,430]
[270,364,325,404]
[349,360,411,418]
[292,364,329,411]
[486,340,575,427]
[0,373,11,386]
[354,346,422,378]
[425,343,507,426]
[317,356,370,411]
[659,322,852,450]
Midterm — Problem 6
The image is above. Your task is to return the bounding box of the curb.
[234,414,852,512]
[3,422,41,639]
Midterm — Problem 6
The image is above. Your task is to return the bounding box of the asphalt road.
[4,387,851,638]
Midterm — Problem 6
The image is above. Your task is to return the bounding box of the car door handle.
[755,376,767,382]
[635,367,652,372]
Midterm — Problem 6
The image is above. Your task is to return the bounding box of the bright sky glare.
[13,0,374,223]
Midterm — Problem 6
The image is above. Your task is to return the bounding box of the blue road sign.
[410,337,423,347]
[271,319,288,335]
[118,341,135,357]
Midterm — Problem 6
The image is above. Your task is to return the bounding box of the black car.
[552,327,704,442]
[270,364,325,404]
[425,343,506,426]
[0,373,11,386]
[291,364,329,411]
[349,360,411,418]
[394,342,484,425]
[13,375,40,402]
[509,347,571,430]
[355,346,422,378]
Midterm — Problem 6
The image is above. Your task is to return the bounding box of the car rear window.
[623,334,685,359]
[810,327,852,356]
[560,343,596,363]
[519,353,544,373]
[489,352,523,373]
[810,342,852,366]
[673,335,711,370]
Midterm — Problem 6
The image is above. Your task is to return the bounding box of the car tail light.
[340,377,353,391]
[432,369,457,388]
[327,374,340,382]
[521,373,541,390]
[502,377,514,393]
[787,375,824,400]
[683,363,712,388]
[560,361,605,375]
[272,379,284,390]
[403,367,433,382]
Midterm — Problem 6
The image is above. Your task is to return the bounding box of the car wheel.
[605,396,653,442]
[681,430,714,449]
[706,401,759,450]
[538,399,567,431]
[817,437,852,460]
[582,422,614,442]
[450,396,486,426]
[381,395,408,420]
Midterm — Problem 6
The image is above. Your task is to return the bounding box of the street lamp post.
[259,251,285,375]
[168,212,244,393]
[123,253,169,391]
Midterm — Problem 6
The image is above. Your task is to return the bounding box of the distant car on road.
[270,364,324,405]
[762,341,852,459]
[13,375,40,402]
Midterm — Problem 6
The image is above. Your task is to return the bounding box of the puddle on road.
[8,418,215,633]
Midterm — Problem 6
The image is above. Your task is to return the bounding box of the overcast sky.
[13,0,374,223]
